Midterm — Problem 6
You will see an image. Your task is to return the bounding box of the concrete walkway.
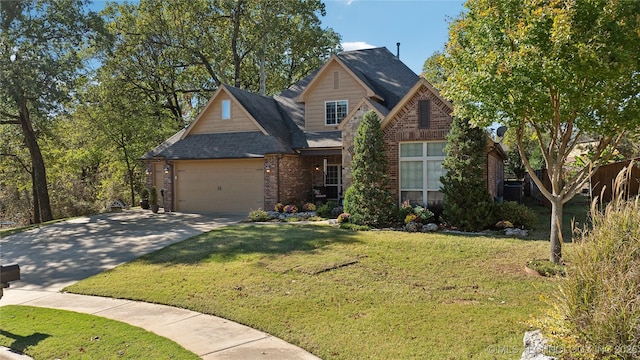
[0,210,320,360]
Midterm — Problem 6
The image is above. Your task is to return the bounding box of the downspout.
[276,156,281,203]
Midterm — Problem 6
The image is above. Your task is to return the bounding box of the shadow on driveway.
[0,210,245,291]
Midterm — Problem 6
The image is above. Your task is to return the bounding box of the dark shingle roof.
[146,48,418,159]
[337,47,418,109]
[143,132,294,160]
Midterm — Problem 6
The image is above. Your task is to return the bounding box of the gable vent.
[418,99,430,128]
[333,71,340,90]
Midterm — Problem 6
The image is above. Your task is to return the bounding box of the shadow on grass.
[0,329,50,354]
[137,224,360,265]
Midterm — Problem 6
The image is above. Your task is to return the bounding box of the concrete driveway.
[0,210,246,291]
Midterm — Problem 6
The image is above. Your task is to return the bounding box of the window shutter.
[418,100,430,128]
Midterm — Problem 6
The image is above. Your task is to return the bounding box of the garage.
[174,159,264,212]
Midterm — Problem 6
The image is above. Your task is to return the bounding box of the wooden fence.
[590,159,640,203]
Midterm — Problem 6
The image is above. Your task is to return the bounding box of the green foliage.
[540,197,640,359]
[421,51,447,90]
[399,202,435,225]
[248,209,270,222]
[440,117,494,231]
[442,0,640,261]
[148,187,159,206]
[339,222,370,231]
[343,111,396,227]
[0,0,106,223]
[140,188,149,199]
[526,259,565,277]
[493,201,537,229]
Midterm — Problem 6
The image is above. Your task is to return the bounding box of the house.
[142,47,505,213]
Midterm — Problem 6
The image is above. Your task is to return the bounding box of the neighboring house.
[142,47,505,213]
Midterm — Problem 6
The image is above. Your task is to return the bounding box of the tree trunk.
[31,167,40,224]
[19,100,53,223]
[549,198,563,264]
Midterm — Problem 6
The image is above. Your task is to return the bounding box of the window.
[399,141,446,207]
[221,100,231,120]
[418,99,430,128]
[325,100,348,125]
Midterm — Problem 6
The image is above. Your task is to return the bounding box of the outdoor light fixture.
[314,164,320,171]
[164,165,170,174]
[145,168,151,175]
[265,164,271,173]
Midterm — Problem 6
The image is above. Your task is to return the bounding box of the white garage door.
[175,159,264,212]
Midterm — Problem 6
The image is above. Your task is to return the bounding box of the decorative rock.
[421,223,439,232]
[505,228,529,237]
[520,330,557,360]
[405,221,420,232]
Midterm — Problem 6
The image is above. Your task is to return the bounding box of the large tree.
[0,0,103,223]
[100,0,340,123]
[441,0,640,263]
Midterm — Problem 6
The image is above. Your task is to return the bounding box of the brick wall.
[341,83,455,204]
[264,154,314,209]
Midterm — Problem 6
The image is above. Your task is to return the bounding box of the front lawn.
[65,224,559,359]
[0,305,199,359]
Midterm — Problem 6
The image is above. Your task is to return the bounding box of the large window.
[399,142,446,207]
[325,100,348,125]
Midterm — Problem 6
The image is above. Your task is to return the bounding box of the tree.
[344,111,395,227]
[440,117,494,231]
[0,0,103,223]
[422,51,447,90]
[100,0,340,123]
[441,0,640,263]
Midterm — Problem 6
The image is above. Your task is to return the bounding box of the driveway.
[0,210,246,291]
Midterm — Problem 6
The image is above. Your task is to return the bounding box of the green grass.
[65,224,559,359]
[0,305,198,360]
[526,195,591,241]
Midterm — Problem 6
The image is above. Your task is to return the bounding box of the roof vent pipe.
[396,42,400,59]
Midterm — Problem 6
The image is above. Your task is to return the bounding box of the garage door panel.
[176,160,264,212]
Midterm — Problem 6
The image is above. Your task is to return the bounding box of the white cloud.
[341,41,377,51]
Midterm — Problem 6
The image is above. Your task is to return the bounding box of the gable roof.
[145,48,423,160]
[337,47,419,110]
[380,77,453,129]
[295,47,418,110]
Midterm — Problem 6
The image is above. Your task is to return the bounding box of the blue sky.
[322,0,466,74]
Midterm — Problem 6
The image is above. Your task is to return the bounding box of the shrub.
[274,203,284,212]
[413,206,434,223]
[283,204,298,213]
[343,111,396,227]
[539,196,640,359]
[302,202,316,211]
[248,209,270,222]
[339,222,370,231]
[337,213,350,223]
[440,117,494,231]
[493,201,537,229]
[404,213,418,224]
[316,203,332,218]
